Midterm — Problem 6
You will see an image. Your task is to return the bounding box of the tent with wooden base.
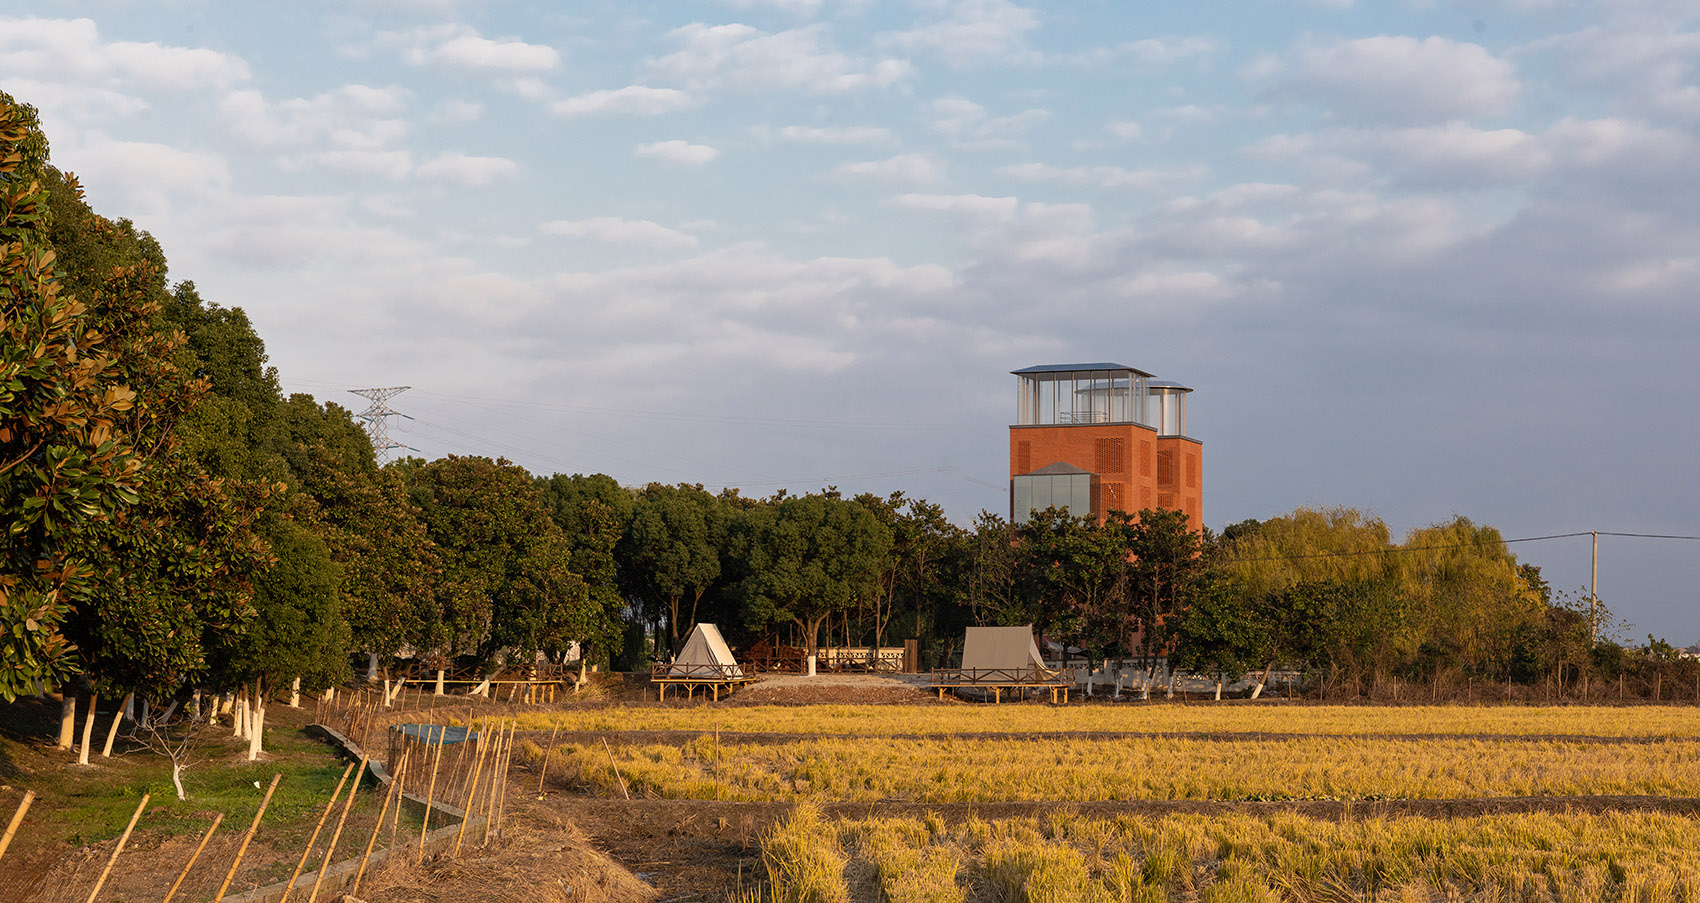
[653,623,753,700]
[668,623,744,678]
[932,625,1074,702]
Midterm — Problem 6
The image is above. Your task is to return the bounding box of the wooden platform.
[930,667,1078,703]
[650,662,756,701]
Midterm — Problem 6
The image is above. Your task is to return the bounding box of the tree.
[734,491,892,658]
[406,456,609,664]
[0,95,144,698]
[1123,507,1206,667]
[1015,507,1126,661]
[1169,574,1273,699]
[625,483,726,656]
[3,94,275,704]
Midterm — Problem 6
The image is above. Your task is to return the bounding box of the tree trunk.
[102,691,133,758]
[290,677,301,708]
[368,652,380,682]
[58,693,76,749]
[78,693,98,765]
[233,693,246,739]
[171,761,187,801]
[247,681,265,761]
[1251,662,1275,700]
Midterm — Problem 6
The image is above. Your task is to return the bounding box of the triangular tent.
[961,626,1048,673]
[669,623,743,678]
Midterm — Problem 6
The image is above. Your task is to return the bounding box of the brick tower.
[1008,363,1201,533]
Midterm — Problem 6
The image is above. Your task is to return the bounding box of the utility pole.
[350,386,414,464]
[1590,531,1599,642]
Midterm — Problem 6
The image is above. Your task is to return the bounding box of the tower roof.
[1011,362,1155,377]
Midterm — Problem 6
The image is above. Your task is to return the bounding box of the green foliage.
[625,482,727,655]
[735,490,893,656]
[407,455,611,663]
[215,514,349,692]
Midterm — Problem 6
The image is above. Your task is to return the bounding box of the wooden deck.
[930,666,1078,703]
[650,662,756,701]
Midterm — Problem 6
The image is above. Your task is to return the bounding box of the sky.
[3,0,1698,641]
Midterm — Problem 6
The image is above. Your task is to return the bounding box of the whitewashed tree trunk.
[290,677,300,708]
[122,694,135,721]
[58,694,76,749]
[472,675,492,697]
[247,693,264,761]
[157,698,179,725]
[382,679,392,707]
[1214,675,1223,701]
[1251,662,1274,700]
[435,669,445,696]
[138,697,149,727]
[77,693,98,765]
[367,653,379,682]
[102,691,133,757]
[171,761,187,801]
[191,690,202,722]
[1166,669,1178,699]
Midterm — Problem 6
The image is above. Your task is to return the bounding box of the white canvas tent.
[669,623,743,678]
[961,626,1048,674]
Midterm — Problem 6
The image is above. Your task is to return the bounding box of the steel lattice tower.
[350,386,412,463]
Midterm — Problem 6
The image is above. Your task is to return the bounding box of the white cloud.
[54,134,231,220]
[221,85,411,149]
[429,99,484,123]
[551,85,694,116]
[1120,35,1220,66]
[998,162,1205,190]
[540,217,701,249]
[1249,122,1550,187]
[282,148,414,180]
[774,124,895,145]
[1278,35,1520,123]
[930,97,1049,147]
[889,193,1020,221]
[416,152,520,186]
[635,140,722,165]
[384,24,561,72]
[717,0,826,13]
[0,16,248,121]
[882,0,1041,66]
[830,153,944,184]
[650,22,910,93]
[1527,25,1700,120]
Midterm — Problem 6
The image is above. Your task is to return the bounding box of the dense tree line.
[5,91,1691,745]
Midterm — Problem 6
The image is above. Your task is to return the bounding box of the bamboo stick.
[536,722,561,794]
[83,793,149,903]
[451,724,494,856]
[602,738,630,800]
[307,756,367,903]
[418,724,449,863]
[389,747,409,852]
[494,722,517,840]
[480,723,507,845]
[161,812,222,903]
[0,790,35,863]
[213,773,281,903]
[278,762,356,903]
[352,760,402,897]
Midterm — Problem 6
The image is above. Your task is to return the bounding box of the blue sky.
[3,0,1698,641]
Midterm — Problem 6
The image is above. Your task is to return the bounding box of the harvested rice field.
[506,697,1700,902]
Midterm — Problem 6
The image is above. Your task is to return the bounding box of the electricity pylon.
[350,386,414,463]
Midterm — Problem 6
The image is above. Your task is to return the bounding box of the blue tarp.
[394,723,477,745]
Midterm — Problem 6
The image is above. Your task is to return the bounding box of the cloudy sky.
[3,0,1698,640]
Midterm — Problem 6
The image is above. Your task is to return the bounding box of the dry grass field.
[505,701,1700,901]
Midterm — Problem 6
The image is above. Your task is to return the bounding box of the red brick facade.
[1010,424,1202,532]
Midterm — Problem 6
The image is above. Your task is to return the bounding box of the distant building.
[1008,362,1201,532]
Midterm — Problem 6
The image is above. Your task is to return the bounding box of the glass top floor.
[1013,363,1153,427]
